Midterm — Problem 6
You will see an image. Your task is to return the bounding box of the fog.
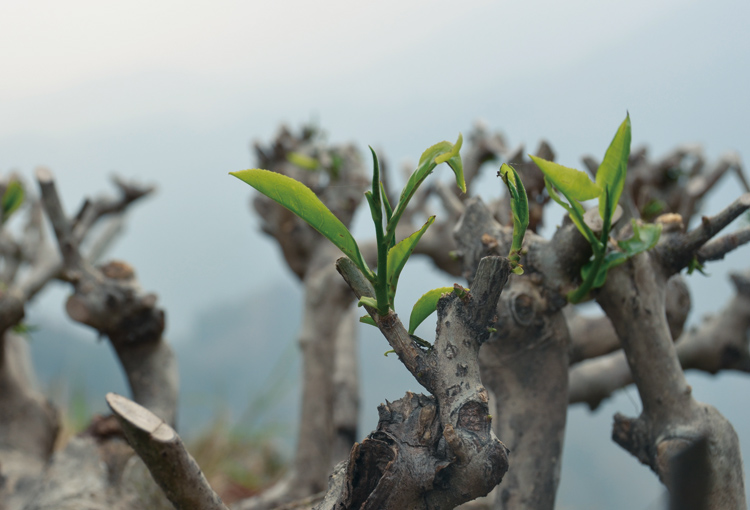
[3,1,750,508]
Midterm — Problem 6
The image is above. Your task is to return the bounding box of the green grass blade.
[386,216,435,306]
[408,286,455,335]
[230,169,370,276]
[530,155,601,201]
[596,114,631,222]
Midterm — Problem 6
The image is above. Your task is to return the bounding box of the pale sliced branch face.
[107,393,229,510]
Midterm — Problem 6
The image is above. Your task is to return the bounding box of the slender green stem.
[568,193,613,303]
[567,242,604,303]
[368,148,390,315]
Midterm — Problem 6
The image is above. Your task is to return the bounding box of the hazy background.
[3,1,750,508]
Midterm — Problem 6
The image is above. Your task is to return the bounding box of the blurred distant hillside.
[28,278,302,443]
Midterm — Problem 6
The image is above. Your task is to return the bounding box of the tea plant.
[232,135,530,340]
[530,114,661,302]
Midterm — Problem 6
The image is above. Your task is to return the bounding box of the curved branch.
[571,269,750,409]
[658,193,750,275]
[598,252,746,507]
[37,168,176,426]
[567,275,691,364]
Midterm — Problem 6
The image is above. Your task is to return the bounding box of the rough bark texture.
[317,256,511,509]
[595,204,750,508]
[453,196,591,510]
[4,125,749,510]
[570,270,750,408]
[566,275,690,365]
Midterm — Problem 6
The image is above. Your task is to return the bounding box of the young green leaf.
[408,286,458,335]
[687,256,708,276]
[358,296,379,309]
[388,134,464,234]
[379,181,393,224]
[529,155,602,202]
[577,220,662,293]
[230,169,370,276]
[618,220,662,257]
[287,152,320,171]
[360,315,377,327]
[498,163,529,272]
[367,147,391,314]
[2,181,24,222]
[596,114,631,222]
[12,322,38,337]
[544,177,599,248]
[386,216,436,306]
[433,133,466,194]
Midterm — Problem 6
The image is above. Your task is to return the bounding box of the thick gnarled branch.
[36,168,177,426]
[325,256,511,509]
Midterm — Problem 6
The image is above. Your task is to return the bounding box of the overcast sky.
[3,1,750,507]
[4,0,749,337]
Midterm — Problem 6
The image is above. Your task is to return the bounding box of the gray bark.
[595,201,750,508]
[453,197,591,510]
[570,270,750,408]
[317,256,511,510]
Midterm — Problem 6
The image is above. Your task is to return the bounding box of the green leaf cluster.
[231,134,466,340]
[530,114,661,302]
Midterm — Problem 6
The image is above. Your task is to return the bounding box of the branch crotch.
[322,256,511,510]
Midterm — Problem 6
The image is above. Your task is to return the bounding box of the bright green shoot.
[498,163,529,275]
[530,114,661,303]
[2,180,24,224]
[231,134,465,320]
